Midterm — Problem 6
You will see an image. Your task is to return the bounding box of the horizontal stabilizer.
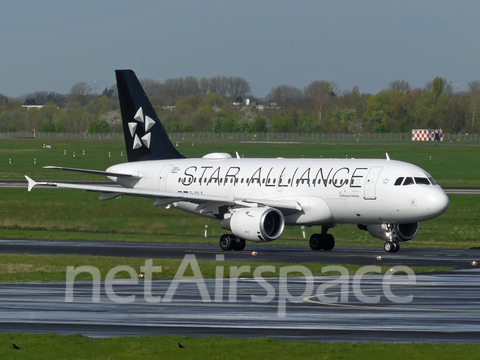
[43,166,141,179]
[25,175,36,192]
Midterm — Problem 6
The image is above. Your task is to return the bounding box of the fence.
[1,132,479,142]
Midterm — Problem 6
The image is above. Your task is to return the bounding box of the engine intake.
[358,222,419,242]
[221,207,285,242]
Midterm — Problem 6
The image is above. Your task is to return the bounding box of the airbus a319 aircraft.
[26,70,449,253]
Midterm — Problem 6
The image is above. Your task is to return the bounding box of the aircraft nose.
[429,188,449,216]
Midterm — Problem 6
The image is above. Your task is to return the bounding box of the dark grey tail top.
[115,70,185,162]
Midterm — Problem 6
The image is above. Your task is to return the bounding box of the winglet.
[386,153,390,161]
[25,175,37,192]
[236,151,240,159]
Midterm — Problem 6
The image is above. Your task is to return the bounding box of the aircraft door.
[158,165,172,191]
[364,166,383,200]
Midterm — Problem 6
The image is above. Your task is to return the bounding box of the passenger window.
[403,177,414,185]
[394,177,404,186]
[415,177,430,185]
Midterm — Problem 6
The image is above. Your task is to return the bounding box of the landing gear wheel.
[323,234,335,251]
[309,234,323,251]
[384,241,393,253]
[392,241,400,253]
[233,237,246,251]
[220,234,234,251]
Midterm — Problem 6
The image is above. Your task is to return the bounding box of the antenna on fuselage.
[386,153,390,161]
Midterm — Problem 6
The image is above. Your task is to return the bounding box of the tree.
[69,82,92,106]
[297,115,315,132]
[334,109,357,124]
[102,87,114,98]
[389,80,411,94]
[140,78,163,98]
[304,80,338,101]
[87,119,110,133]
[183,76,200,96]
[247,117,267,133]
[209,117,240,133]
[266,85,303,106]
[227,77,250,100]
[304,80,338,127]
[199,77,210,95]
[468,80,480,129]
[209,76,229,95]
[40,120,56,132]
[100,110,122,132]
[271,115,296,132]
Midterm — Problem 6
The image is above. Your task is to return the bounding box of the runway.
[1,271,480,342]
[1,239,480,269]
[2,240,480,342]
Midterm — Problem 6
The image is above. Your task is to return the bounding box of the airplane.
[25,70,450,253]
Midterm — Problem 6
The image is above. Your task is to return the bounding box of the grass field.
[1,333,479,360]
[0,253,448,283]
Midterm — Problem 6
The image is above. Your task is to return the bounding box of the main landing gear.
[309,226,335,251]
[219,234,246,251]
[384,241,400,253]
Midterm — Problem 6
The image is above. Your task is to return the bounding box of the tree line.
[0,75,479,135]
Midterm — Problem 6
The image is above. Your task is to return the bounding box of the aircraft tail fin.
[115,70,185,162]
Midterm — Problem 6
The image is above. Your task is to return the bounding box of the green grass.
[1,333,479,359]
[1,138,479,186]
[0,253,448,283]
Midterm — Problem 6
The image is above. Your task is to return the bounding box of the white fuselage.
[107,156,449,226]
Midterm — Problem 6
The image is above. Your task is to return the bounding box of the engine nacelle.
[358,223,419,242]
[221,207,285,242]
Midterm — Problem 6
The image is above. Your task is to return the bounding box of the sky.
[1,0,479,98]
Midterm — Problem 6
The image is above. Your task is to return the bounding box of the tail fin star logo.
[128,107,154,150]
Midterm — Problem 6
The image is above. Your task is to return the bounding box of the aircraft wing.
[25,176,302,212]
[43,166,142,179]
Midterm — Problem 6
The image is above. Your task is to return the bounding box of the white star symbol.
[129,107,154,149]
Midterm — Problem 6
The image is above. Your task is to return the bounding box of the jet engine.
[221,207,285,242]
[358,222,419,242]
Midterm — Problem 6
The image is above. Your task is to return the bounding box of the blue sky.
[1,0,479,97]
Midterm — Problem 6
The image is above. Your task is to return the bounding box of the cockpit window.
[428,176,438,185]
[414,177,430,185]
[403,177,414,186]
[394,177,404,186]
